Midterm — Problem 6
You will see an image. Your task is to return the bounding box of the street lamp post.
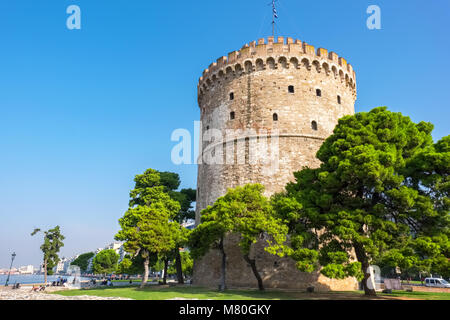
[5,252,17,287]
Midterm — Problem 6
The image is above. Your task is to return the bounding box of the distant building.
[53,258,67,274]
[18,265,34,274]
[85,242,126,273]
[8,267,19,275]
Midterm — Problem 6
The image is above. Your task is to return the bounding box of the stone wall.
[193,234,359,291]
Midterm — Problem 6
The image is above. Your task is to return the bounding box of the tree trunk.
[218,237,227,291]
[175,249,184,284]
[141,256,149,288]
[243,254,264,291]
[354,242,376,296]
[163,258,168,284]
[44,259,48,286]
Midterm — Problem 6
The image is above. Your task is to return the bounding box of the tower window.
[316,89,322,97]
[273,113,278,121]
[337,95,341,104]
[288,85,294,93]
[311,121,318,131]
[229,92,234,101]
[230,112,235,120]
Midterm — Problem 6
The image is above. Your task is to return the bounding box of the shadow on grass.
[54,285,403,300]
[379,290,450,300]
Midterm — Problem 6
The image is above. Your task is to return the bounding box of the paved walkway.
[0,287,132,300]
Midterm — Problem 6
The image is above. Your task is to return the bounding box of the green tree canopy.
[117,254,158,275]
[71,252,94,272]
[125,169,195,284]
[31,226,65,284]
[274,107,449,295]
[92,249,120,275]
[168,251,193,277]
[190,184,288,291]
[115,168,182,287]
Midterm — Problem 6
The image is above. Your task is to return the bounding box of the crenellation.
[272,42,284,53]
[208,62,217,73]
[348,64,353,75]
[228,50,238,63]
[317,48,328,58]
[240,46,251,59]
[339,57,347,69]
[216,56,227,68]
[328,51,338,63]
[289,41,302,54]
[198,37,356,94]
[303,43,315,55]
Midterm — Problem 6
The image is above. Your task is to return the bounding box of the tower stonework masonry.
[194,36,358,291]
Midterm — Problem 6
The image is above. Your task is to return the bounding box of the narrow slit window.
[337,95,341,104]
[316,89,322,97]
[311,121,318,131]
[288,85,294,93]
[273,113,278,121]
[229,92,234,101]
[230,112,235,120]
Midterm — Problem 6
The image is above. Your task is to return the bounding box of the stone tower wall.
[194,36,358,291]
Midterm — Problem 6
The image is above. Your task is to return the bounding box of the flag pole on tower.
[271,0,278,37]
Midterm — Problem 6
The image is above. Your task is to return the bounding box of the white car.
[424,277,450,288]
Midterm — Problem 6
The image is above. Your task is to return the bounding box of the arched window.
[337,95,341,104]
[273,113,278,121]
[229,92,234,101]
[288,85,294,93]
[256,59,264,71]
[316,89,322,97]
[230,112,235,120]
[311,121,318,131]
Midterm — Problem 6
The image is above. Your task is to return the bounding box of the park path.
[0,287,132,300]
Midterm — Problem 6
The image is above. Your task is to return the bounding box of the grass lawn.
[377,290,450,300]
[53,286,450,300]
[112,280,151,283]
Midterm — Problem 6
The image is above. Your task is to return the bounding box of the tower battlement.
[198,36,356,98]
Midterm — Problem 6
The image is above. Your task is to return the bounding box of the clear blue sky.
[0,0,448,268]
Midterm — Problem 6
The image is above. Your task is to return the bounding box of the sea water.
[0,274,89,285]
